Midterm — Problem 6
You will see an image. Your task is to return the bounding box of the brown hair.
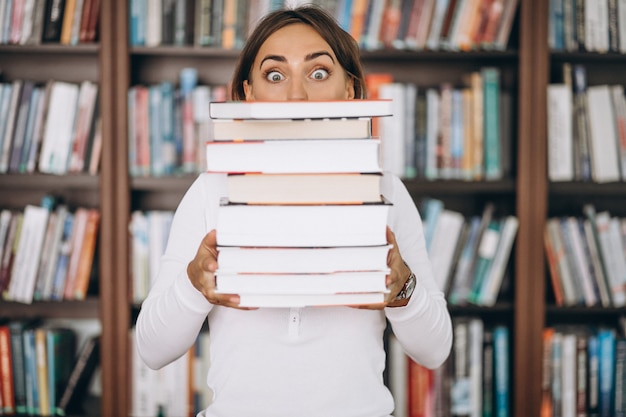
[230,5,367,100]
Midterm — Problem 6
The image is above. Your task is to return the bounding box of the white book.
[379,83,407,178]
[215,270,390,295]
[209,99,393,120]
[130,211,149,303]
[547,84,574,181]
[38,81,80,175]
[237,292,386,308]
[561,333,577,417]
[428,209,465,292]
[7,204,50,304]
[595,211,626,306]
[618,0,626,53]
[469,318,484,417]
[480,215,519,307]
[216,201,390,248]
[211,118,372,141]
[585,0,610,52]
[216,244,391,274]
[147,210,173,289]
[586,85,621,183]
[206,138,382,174]
[145,0,162,46]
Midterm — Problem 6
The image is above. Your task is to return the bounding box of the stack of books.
[207,100,394,308]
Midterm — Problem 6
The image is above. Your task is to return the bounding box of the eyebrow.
[259,51,336,68]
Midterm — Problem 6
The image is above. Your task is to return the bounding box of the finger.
[210,293,258,310]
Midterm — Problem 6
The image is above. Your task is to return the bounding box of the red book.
[0,325,15,414]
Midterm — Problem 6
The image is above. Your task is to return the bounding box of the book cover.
[215,270,390,295]
[38,81,79,175]
[0,325,14,414]
[237,292,386,308]
[211,117,372,141]
[72,208,100,300]
[598,328,616,416]
[547,83,574,181]
[493,325,510,417]
[46,327,77,416]
[208,99,394,120]
[57,335,100,416]
[216,200,391,248]
[217,244,392,275]
[586,84,621,183]
[6,203,50,304]
[206,138,382,174]
[225,173,382,205]
[482,67,501,180]
[479,215,519,306]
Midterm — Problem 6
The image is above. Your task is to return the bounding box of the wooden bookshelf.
[5,0,615,415]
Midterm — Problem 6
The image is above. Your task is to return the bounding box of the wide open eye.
[265,71,285,82]
[311,68,329,81]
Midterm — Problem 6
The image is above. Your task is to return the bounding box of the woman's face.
[243,23,355,101]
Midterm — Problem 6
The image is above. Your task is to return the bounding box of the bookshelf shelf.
[0,173,99,189]
[549,181,626,196]
[403,179,517,195]
[0,44,100,54]
[0,298,100,319]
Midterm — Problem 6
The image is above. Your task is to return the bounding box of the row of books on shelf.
[368,67,512,181]
[549,0,626,53]
[128,0,518,52]
[0,196,100,304]
[130,327,210,417]
[421,199,518,307]
[388,317,510,417]
[0,0,100,46]
[541,321,626,417]
[0,79,101,176]
[547,63,626,183]
[0,319,100,417]
[128,68,227,177]
[544,205,626,309]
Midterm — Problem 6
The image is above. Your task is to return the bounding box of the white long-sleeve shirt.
[135,172,452,417]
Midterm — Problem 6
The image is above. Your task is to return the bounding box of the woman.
[136,6,452,417]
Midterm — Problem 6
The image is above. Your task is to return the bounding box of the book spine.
[0,326,14,414]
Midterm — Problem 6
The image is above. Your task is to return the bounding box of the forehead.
[256,23,335,59]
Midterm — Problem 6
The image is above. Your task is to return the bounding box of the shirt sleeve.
[135,174,222,370]
[382,173,453,369]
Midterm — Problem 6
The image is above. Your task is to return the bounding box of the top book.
[209,99,394,119]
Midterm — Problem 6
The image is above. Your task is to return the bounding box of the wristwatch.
[393,271,417,303]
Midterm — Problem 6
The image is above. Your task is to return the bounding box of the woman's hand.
[187,230,254,310]
[355,227,412,310]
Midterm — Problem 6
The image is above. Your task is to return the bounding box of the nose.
[286,76,308,101]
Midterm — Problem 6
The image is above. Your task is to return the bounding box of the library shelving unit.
[544,0,626,387]
[106,1,550,417]
[0,2,118,416]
